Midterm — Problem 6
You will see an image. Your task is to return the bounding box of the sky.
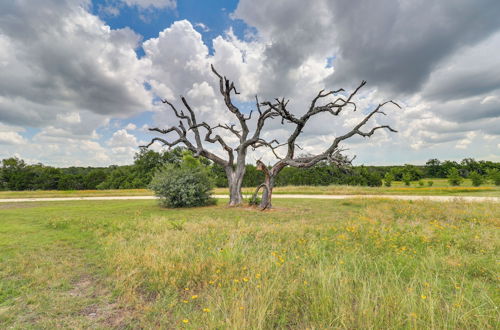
[0,0,499,167]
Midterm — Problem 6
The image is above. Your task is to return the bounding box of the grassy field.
[0,179,499,199]
[1,198,498,328]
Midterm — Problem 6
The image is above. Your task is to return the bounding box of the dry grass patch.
[1,199,498,328]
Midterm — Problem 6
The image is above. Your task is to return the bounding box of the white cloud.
[0,131,25,145]
[1,0,499,167]
[194,22,210,32]
[108,129,138,148]
[0,0,152,129]
[122,0,176,9]
[125,123,137,130]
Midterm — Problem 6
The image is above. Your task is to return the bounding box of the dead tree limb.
[255,82,400,209]
[142,65,278,206]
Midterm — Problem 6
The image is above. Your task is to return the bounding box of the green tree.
[133,147,184,186]
[425,158,442,177]
[83,169,108,189]
[486,168,500,186]
[469,171,483,187]
[402,172,412,186]
[1,157,29,190]
[383,172,394,187]
[447,167,463,186]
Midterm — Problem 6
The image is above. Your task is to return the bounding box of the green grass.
[0,188,150,199]
[237,179,500,197]
[1,198,499,328]
[0,179,498,199]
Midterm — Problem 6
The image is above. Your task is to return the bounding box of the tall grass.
[98,199,499,328]
[1,199,498,328]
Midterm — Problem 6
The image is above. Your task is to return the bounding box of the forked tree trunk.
[252,160,282,210]
[259,173,275,209]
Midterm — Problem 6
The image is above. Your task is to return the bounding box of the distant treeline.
[1,149,499,191]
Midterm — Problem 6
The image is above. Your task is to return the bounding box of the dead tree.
[252,81,400,209]
[142,65,277,206]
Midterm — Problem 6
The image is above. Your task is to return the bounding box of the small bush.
[149,162,215,208]
[383,172,394,187]
[418,180,424,187]
[427,181,434,187]
[402,172,412,186]
[447,167,463,186]
[486,168,500,186]
[469,171,483,187]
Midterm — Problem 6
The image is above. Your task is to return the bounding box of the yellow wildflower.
[191,295,198,300]
[182,319,189,324]
[203,308,211,313]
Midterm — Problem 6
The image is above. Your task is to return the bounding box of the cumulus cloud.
[0,131,25,145]
[0,0,151,129]
[231,0,500,163]
[1,0,499,166]
[108,129,139,148]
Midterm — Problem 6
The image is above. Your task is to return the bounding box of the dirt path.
[0,194,498,203]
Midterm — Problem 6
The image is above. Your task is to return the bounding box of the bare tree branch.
[254,81,400,209]
[143,65,281,206]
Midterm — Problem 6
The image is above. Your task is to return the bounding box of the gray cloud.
[235,0,500,96]
[421,32,500,102]
[1,0,499,166]
[0,0,151,128]
[329,0,500,94]
[233,0,500,163]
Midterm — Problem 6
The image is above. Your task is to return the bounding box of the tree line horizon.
[1,150,499,191]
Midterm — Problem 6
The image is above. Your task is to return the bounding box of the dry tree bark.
[142,65,278,206]
[252,81,400,209]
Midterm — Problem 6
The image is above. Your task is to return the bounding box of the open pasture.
[1,198,499,328]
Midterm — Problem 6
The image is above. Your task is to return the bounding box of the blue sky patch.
[91,0,252,55]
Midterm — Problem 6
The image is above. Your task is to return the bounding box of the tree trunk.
[253,160,279,209]
[259,174,275,209]
[226,166,245,206]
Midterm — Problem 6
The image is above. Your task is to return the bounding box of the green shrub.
[418,179,424,187]
[469,171,484,187]
[427,180,434,187]
[383,172,394,187]
[402,172,412,186]
[149,160,215,208]
[486,168,500,186]
[447,167,463,186]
